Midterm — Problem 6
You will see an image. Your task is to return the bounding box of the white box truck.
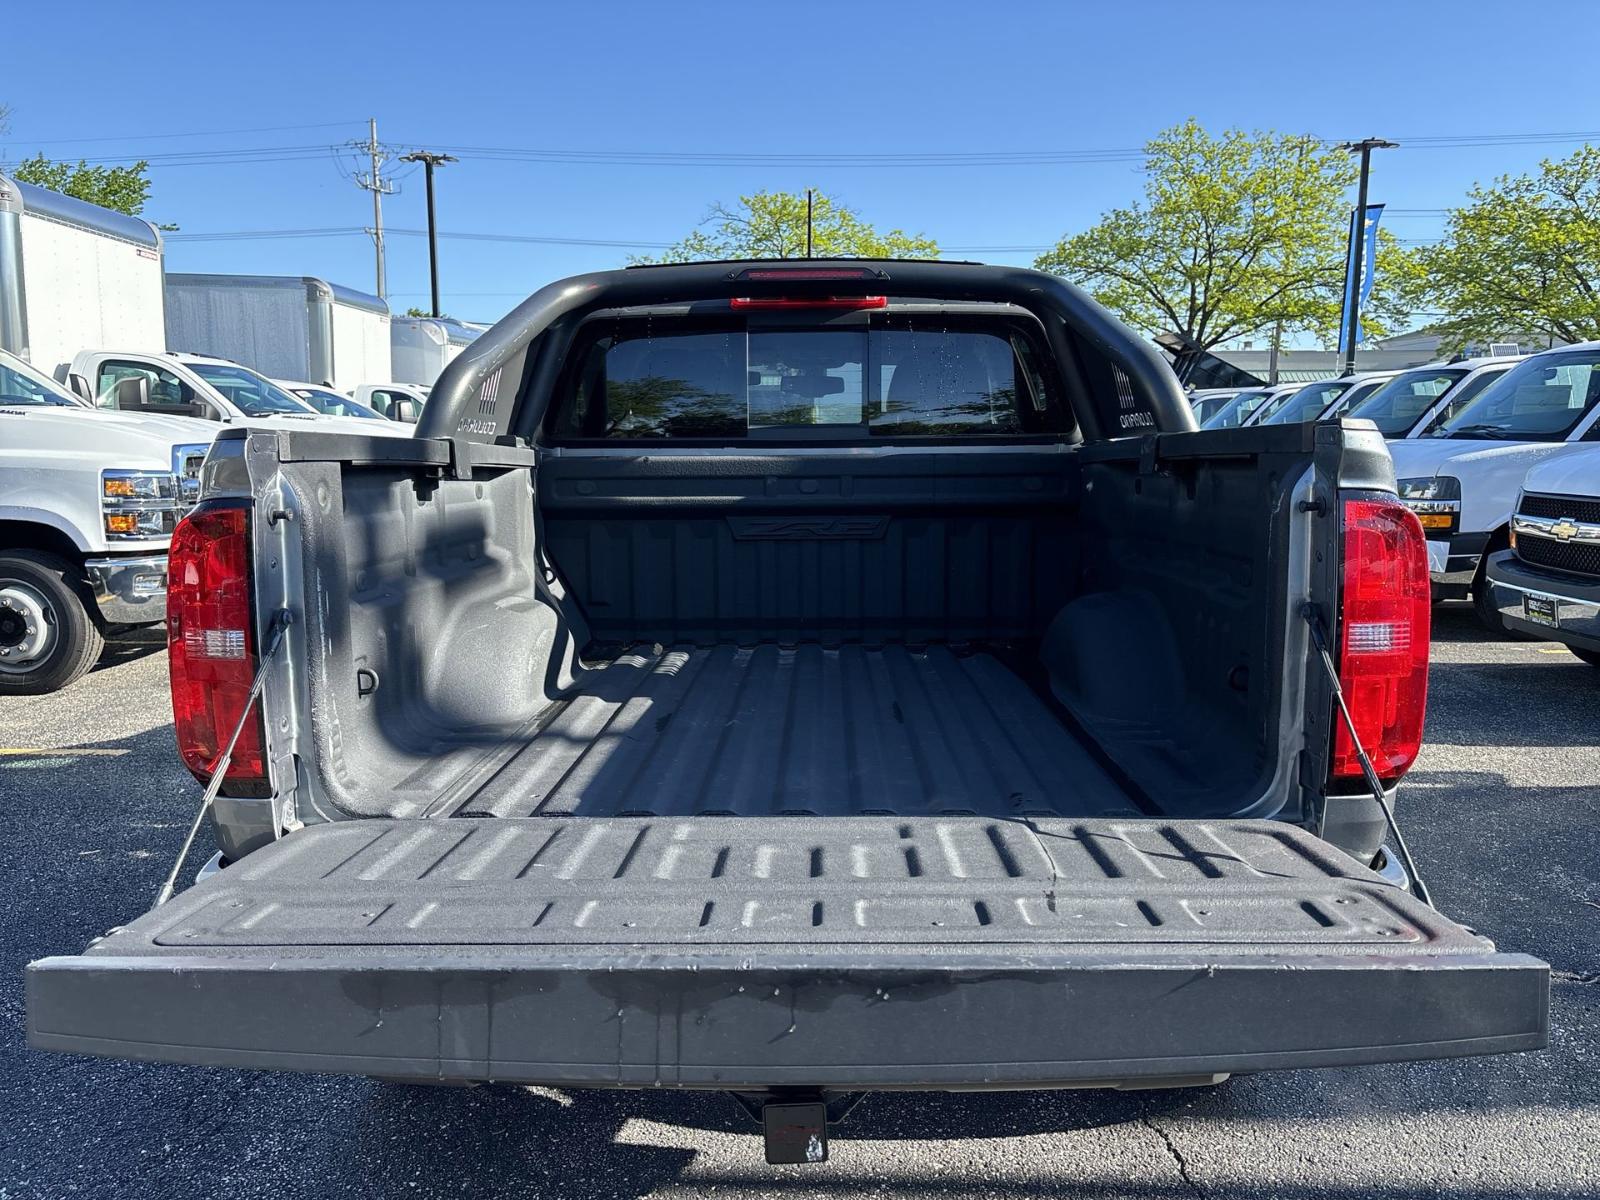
[0,171,167,379]
[389,315,480,387]
[164,273,391,393]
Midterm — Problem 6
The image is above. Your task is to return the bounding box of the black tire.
[1470,558,1509,635]
[0,551,106,695]
[1469,550,1530,639]
[1571,647,1600,668]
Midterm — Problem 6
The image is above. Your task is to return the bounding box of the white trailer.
[164,273,391,393]
[0,172,167,379]
[389,315,481,387]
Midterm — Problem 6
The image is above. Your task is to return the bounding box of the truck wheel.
[0,551,106,695]
[1571,647,1600,668]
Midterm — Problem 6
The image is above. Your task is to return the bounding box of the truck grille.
[1520,493,1600,524]
[1517,535,1600,579]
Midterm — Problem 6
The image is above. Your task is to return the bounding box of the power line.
[20,125,1600,173]
[7,121,364,147]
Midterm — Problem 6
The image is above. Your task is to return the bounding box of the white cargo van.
[1389,342,1600,628]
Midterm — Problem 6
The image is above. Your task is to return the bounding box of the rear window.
[551,317,1073,441]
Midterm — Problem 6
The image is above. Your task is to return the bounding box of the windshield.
[1188,392,1236,424]
[1260,378,1353,425]
[1200,389,1271,430]
[188,363,317,417]
[1345,368,1468,436]
[293,387,385,420]
[1412,366,1512,437]
[1250,386,1311,424]
[0,358,79,407]
[1428,350,1600,442]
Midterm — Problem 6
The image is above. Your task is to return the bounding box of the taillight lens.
[167,503,268,794]
[1332,498,1431,782]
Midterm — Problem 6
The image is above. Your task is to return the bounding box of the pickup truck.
[64,350,410,436]
[27,261,1547,1161]
[1486,447,1600,663]
[1389,342,1600,628]
[0,347,212,693]
[352,381,426,423]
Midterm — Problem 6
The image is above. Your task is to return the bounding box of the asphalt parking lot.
[2,609,1597,1200]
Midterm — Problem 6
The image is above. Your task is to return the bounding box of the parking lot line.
[0,748,130,757]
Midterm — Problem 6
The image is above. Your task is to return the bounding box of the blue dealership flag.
[1337,203,1385,355]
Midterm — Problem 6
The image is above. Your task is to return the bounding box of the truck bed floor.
[447,644,1140,820]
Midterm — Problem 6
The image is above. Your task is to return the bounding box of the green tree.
[1035,119,1415,351]
[637,189,938,263]
[1417,146,1600,349]
[10,153,153,216]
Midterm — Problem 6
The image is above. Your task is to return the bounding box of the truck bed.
[435,644,1141,820]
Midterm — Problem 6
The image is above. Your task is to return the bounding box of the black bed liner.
[444,644,1138,820]
[28,816,1547,1087]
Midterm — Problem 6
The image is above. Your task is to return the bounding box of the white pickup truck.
[63,350,411,437]
[0,348,214,693]
[352,381,426,424]
[1388,343,1600,629]
[1487,447,1600,664]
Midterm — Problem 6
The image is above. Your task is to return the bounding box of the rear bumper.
[28,950,1547,1089]
[84,554,168,625]
[26,816,1549,1089]
[1487,550,1600,652]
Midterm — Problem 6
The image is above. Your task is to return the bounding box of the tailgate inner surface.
[101,817,1493,955]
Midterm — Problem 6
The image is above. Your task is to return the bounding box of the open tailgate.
[28,817,1547,1087]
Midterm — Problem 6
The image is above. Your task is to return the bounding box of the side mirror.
[113,376,151,409]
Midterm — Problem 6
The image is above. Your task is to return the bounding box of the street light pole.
[399,150,457,317]
[1338,137,1398,374]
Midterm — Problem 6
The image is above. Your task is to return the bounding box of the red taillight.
[729,295,888,310]
[1332,498,1431,782]
[167,504,267,794]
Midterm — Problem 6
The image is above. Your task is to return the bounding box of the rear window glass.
[553,318,1071,441]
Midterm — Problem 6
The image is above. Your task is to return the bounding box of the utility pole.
[805,188,814,258]
[1338,137,1398,374]
[399,150,456,317]
[353,118,396,300]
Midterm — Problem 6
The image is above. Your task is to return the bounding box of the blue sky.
[5,0,1598,326]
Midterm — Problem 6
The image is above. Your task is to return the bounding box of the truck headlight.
[102,469,179,540]
[1396,476,1461,537]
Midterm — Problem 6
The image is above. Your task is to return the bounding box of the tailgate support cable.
[153,610,293,909]
[1302,604,1434,909]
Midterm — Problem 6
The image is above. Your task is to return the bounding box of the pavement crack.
[1552,968,1600,985]
[1141,1112,1205,1199]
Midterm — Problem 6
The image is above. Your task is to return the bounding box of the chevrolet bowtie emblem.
[1549,519,1581,541]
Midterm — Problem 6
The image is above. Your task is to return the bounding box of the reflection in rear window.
[555,320,1068,440]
